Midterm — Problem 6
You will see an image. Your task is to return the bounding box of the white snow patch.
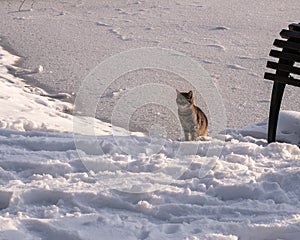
[241,111,300,145]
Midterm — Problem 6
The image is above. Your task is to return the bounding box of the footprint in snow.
[207,44,226,51]
[227,64,247,70]
[0,191,13,211]
[209,26,230,31]
[96,22,111,27]
[109,28,131,41]
[163,224,182,234]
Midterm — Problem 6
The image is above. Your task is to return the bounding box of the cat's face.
[176,90,194,108]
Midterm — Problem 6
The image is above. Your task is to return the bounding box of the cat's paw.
[196,136,211,141]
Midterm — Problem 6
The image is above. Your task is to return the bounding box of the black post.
[268,82,286,143]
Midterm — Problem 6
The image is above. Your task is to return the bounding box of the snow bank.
[1,127,300,240]
[241,111,300,146]
[0,46,142,138]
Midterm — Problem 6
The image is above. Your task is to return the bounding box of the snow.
[1,126,300,240]
[0,0,299,133]
[0,1,300,240]
[0,46,142,138]
[241,111,300,146]
[1,46,300,240]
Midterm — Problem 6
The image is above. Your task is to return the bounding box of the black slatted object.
[264,23,300,143]
[266,62,300,76]
[289,23,300,31]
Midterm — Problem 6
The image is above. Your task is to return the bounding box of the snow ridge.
[1,127,300,239]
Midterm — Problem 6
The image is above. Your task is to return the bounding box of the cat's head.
[176,90,194,107]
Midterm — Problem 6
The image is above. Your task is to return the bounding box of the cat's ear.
[188,91,193,98]
[176,89,180,95]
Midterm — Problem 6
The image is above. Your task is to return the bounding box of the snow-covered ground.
[1,1,300,239]
[1,41,300,239]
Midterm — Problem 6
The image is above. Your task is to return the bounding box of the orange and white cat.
[176,90,208,141]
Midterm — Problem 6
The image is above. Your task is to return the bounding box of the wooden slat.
[266,61,300,75]
[264,72,300,87]
[280,29,300,40]
[289,23,300,31]
[273,39,300,52]
[269,49,300,62]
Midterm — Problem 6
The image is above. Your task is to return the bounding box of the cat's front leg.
[184,131,191,141]
[191,125,199,141]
